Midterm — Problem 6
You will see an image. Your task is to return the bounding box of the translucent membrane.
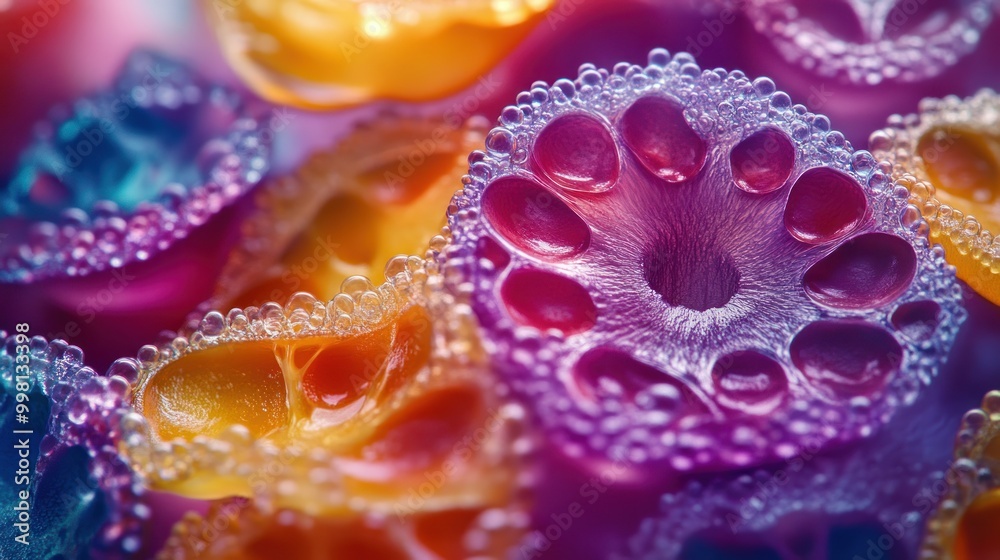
[921,390,1000,560]
[711,350,788,414]
[441,47,963,478]
[533,114,620,192]
[731,127,795,194]
[783,167,867,244]
[803,232,917,309]
[620,95,706,183]
[482,177,592,258]
[0,49,270,283]
[870,89,1000,305]
[200,0,554,108]
[121,261,530,519]
[740,0,995,84]
[209,113,486,315]
[0,334,145,557]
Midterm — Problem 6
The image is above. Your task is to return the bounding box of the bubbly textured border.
[0,51,271,283]
[0,334,146,557]
[439,47,965,473]
[118,257,535,518]
[920,390,1000,559]
[870,88,1000,290]
[739,0,994,84]
[623,387,957,560]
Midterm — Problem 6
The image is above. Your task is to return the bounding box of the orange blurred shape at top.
[201,0,555,108]
[212,113,487,312]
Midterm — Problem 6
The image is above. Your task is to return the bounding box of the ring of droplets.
[920,390,1000,560]
[440,48,964,475]
[120,259,535,518]
[624,391,954,560]
[870,89,1000,286]
[0,333,146,557]
[738,0,994,84]
[0,51,270,283]
[623,452,934,560]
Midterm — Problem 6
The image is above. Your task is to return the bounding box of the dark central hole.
[642,235,739,312]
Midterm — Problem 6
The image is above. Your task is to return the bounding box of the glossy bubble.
[790,321,902,397]
[442,48,963,485]
[679,536,783,560]
[533,114,620,192]
[827,522,910,560]
[784,168,867,244]
[0,49,270,282]
[629,380,952,560]
[804,233,917,309]
[740,0,993,84]
[711,350,788,414]
[160,498,526,560]
[123,269,527,518]
[500,268,597,334]
[643,236,740,311]
[730,127,796,194]
[573,347,707,417]
[918,127,999,204]
[891,300,942,342]
[483,177,592,259]
[620,96,707,183]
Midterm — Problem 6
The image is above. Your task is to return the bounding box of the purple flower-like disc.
[440,48,964,481]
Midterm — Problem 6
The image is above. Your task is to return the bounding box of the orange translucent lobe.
[141,342,287,441]
[918,127,999,209]
[201,0,555,108]
[955,488,1000,560]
